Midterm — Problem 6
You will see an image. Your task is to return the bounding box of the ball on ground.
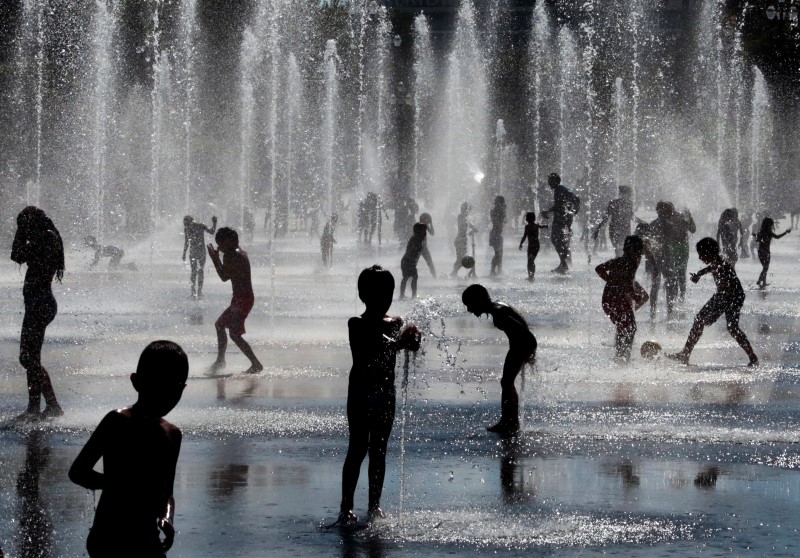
[461,256,475,269]
[640,340,662,360]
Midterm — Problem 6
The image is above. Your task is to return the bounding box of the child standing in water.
[182,215,217,298]
[519,212,548,282]
[320,213,338,268]
[11,206,65,421]
[595,235,647,363]
[668,237,758,366]
[754,217,790,288]
[462,284,536,435]
[338,266,420,524]
[489,196,507,276]
[400,223,436,299]
[69,340,188,558]
[207,227,263,374]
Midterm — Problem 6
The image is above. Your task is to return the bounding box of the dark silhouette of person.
[754,217,790,288]
[667,237,758,366]
[451,202,477,277]
[596,235,647,362]
[16,430,54,558]
[358,192,383,244]
[243,208,255,242]
[182,215,217,298]
[338,266,420,525]
[69,340,188,558]
[594,185,633,257]
[393,197,418,244]
[671,208,696,301]
[321,213,338,268]
[716,208,744,268]
[542,173,580,273]
[10,206,64,421]
[489,196,507,276]
[207,227,263,374]
[791,206,800,230]
[400,223,436,299]
[85,236,134,270]
[519,212,548,281]
[462,284,536,435]
[739,211,753,259]
[648,201,683,320]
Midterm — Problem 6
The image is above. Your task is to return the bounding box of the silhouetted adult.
[669,208,696,301]
[542,173,580,273]
[358,192,382,244]
[717,208,743,268]
[648,201,680,320]
[594,185,634,257]
[11,206,65,421]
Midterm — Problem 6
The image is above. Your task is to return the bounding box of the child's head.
[357,265,395,314]
[331,213,339,225]
[413,222,427,238]
[84,235,98,247]
[131,340,189,417]
[619,185,632,198]
[655,201,673,219]
[183,215,194,227]
[525,212,536,224]
[462,284,492,317]
[760,217,774,233]
[622,235,644,259]
[548,173,560,188]
[494,195,506,207]
[215,227,239,252]
[460,201,471,214]
[696,237,721,264]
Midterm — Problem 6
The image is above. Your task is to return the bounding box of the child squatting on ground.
[667,237,758,367]
[207,227,263,375]
[69,340,188,558]
[595,235,648,363]
[462,284,536,435]
[338,265,421,525]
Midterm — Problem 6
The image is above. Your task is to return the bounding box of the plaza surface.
[0,219,799,557]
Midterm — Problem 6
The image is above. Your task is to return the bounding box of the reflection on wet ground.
[0,234,799,556]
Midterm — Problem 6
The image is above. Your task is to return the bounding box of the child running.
[69,340,188,558]
[207,227,263,374]
[667,237,758,366]
[462,284,536,435]
[399,222,436,299]
[338,265,420,524]
[519,212,548,282]
[595,235,647,363]
[754,217,790,288]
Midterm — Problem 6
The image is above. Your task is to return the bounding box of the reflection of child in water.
[69,341,188,558]
[85,236,135,270]
[595,235,647,363]
[338,266,420,525]
[462,284,536,435]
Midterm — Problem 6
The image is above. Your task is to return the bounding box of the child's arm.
[538,224,548,229]
[519,229,528,250]
[690,266,711,283]
[595,260,612,282]
[90,247,101,267]
[774,229,791,239]
[69,412,116,490]
[422,244,436,277]
[205,216,217,235]
[158,428,182,551]
[207,244,229,281]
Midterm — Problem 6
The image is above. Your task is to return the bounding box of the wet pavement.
[0,225,799,556]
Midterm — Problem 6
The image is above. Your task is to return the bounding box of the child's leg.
[230,332,263,371]
[214,317,228,364]
[725,300,758,363]
[399,275,409,298]
[410,271,418,298]
[492,349,529,430]
[197,265,204,295]
[680,295,725,357]
[189,258,198,294]
[649,270,660,321]
[341,404,370,513]
[606,298,636,360]
[757,248,769,286]
[367,403,395,512]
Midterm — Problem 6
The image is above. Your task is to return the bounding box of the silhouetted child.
[320,213,338,267]
[462,284,536,435]
[489,196,506,276]
[182,215,217,298]
[69,340,188,558]
[668,237,758,366]
[754,217,790,288]
[207,227,263,374]
[85,236,135,270]
[595,235,647,362]
[338,265,420,524]
[519,212,548,281]
[451,202,477,277]
[400,223,436,299]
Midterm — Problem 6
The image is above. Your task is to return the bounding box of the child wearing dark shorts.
[400,223,436,299]
[207,227,263,374]
[519,212,548,281]
[668,237,758,366]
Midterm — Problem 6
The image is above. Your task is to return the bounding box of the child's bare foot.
[243,363,263,374]
[747,357,759,368]
[367,507,386,522]
[207,360,226,375]
[337,510,358,525]
[486,420,520,435]
[13,410,43,423]
[42,404,64,419]
[666,352,689,365]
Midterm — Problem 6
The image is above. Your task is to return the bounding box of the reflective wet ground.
[0,225,799,556]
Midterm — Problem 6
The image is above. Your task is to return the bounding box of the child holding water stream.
[462,284,536,435]
[338,265,421,525]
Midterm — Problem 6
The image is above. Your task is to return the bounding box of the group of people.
[8,186,792,555]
